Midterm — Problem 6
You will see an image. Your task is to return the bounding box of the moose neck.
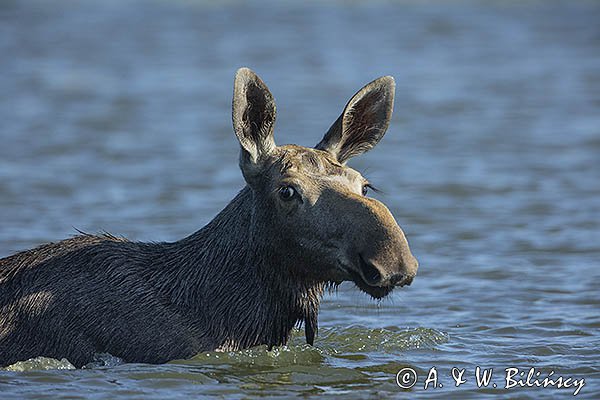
[164,186,323,350]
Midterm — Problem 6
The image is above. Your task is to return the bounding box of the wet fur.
[0,188,321,367]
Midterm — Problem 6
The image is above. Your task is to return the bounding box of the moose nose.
[357,254,417,288]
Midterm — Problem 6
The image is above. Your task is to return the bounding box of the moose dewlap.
[0,68,418,367]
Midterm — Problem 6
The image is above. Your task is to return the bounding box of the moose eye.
[279,186,296,201]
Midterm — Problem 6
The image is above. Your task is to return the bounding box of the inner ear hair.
[316,76,395,164]
[232,67,277,164]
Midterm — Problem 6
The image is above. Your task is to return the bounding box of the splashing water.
[3,357,76,372]
[2,326,447,372]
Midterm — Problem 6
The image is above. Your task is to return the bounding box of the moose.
[0,68,418,368]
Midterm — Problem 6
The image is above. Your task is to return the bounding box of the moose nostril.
[363,263,382,284]
[358,255,383,285]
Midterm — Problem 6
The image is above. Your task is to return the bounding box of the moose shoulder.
[0,68,418,368]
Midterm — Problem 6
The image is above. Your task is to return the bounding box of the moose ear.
[315,76,395,164]
[232,67,277,181]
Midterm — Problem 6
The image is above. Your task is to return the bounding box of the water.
[1,0,599,398]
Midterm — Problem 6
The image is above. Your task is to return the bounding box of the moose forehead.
[269,145,363,185]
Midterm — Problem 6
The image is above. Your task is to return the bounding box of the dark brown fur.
[0,189,321,367]
[0,68,418,367]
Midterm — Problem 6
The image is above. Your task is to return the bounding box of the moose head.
[232,68,418,301]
